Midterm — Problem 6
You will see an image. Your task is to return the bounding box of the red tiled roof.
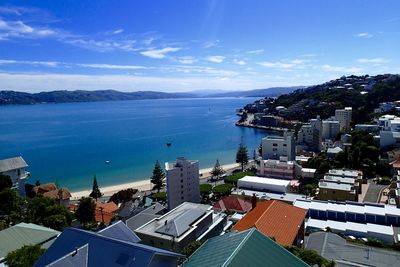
[95,202,119,225]
[213,195,253,213]
[33,183,57,194]
[232,200,306,246]
[43,188,72,200]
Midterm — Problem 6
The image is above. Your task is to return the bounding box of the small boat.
[105,160,111,164]
[166,143,172,147]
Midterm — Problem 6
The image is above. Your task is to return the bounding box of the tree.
[108,188,138,205]
[89,175,102,201]
[199,184,212,202]
[0,188,22,216]
[150,160,165,193]
[0,174,12,192]
[5,244,45,267]
[75,197,96,224]
[212,184,233,198]
[236,143,249,171]
[152,191,166,203]
[210,159,225,182]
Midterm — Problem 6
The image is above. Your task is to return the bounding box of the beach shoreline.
[70,162,241,200]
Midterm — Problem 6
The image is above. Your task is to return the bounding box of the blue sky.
[0,0,399,92]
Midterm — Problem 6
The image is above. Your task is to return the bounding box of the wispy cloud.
[203,40,220,48]
[112,29,124,34]
[355,32,374,38]
[257,59,310,69]
[0,18,56,40]
[206,56,225,63]
[321,64,362,73]
[64,38,138,53]
[77,63,146,70]
[246,49,264,54]
[140,47,181,59]
[175,56,197,64]
[0,6,40,16]
[233,59,246,65]
[356,58,387,64]
[0,59,58,67]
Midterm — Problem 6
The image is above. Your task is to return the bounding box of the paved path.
[363,182,387,203]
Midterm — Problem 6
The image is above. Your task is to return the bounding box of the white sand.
[70,162,241,200]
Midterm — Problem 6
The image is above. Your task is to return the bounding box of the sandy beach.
[71,162,241,200]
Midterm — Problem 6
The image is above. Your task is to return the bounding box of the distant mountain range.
[0,86,302,105]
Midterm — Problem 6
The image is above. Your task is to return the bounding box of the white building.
[237,176,290,194]
[335,107,352,132]
[322,120,341,140]
[354,124,379,133]
[258,159,295,180]
[261,131,295,160]
[0,156,29,196]
[165,157,200,210]
[297,116,322,152]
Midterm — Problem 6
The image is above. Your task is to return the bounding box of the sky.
[0,0,399,92]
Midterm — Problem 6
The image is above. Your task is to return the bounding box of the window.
[180,173,183,177]
[181,185,183,189]
[272,143,278,147]
[273,148,277,151]
[181,196,184,200]
[181,179,183,183]
[283,144,287,147]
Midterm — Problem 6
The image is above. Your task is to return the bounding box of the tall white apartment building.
[261,131,295,160]
[335,107,352,132]
[322,120,341,140]
[165,157,200,210]
[0,156,29,196]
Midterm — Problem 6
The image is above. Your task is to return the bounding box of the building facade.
[0,156,29,196]
[261,131,295,160]
[166,157,200,210]
[335,107,352,132]
[322,120,341,140]
[258,159,295,180]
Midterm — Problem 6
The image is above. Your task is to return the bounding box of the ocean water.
[0,98,274,191]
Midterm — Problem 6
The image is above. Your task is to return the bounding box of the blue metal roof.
[35,222,183,267]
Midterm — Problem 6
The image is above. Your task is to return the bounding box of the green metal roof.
[183,228,309,267]
[0,223,60,258]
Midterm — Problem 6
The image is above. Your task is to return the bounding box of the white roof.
[328,169,360,178]
[238,176,290,186]
[323,175,355,184]
[318,181,353,191]
[302,168,317,173]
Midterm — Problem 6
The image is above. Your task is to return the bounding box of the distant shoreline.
[70,162,241,200]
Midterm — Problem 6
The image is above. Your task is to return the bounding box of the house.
[257,159,295,180]
[166,157,200,210]
[33,183,72,207]
[326,146,343,159]
[0,223,59,265]
[35,221,183,267]
[232,200,307,247]
[306,232,400,267]
[182,228,309,267]
[134,202,227,252]
[95,201,119,225]
[126,203,165,231]
[212,195,253,214]
[0,156,29,196]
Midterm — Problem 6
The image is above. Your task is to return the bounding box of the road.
[363,181,387,203]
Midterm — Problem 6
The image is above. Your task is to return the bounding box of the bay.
[0,98,274,191]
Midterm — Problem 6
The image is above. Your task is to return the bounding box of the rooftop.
[238,176,290,187]
[125,203,165,231]
[135,202,212,241]
[232,189,307,203]
[183,228,309,267]
[0,223,59,259]
[318,181,354,192]
[232,200,306,246]
[328,169,361,178]
[0,156,28,173]
[213,195,253,213]
[323,175,355,185]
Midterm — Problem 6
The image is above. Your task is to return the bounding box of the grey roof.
[125,203,165,231]
[0,156,28,173]
[97,221,140,243]
[327,147,343,154]
[45,244,89,267]
[0,223,59,259]
[155,209,205,237]
[306,232,400,267]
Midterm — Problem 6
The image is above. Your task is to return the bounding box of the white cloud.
[77,63,146,70]
[176,56,197,64]
[355,32,374,38]
[0,59,58,67]
[206,56,225,63]
[246,49,264,54]
[0,18,56,40]
[203,40,220,48]
[112,29,124,34]
[140,47,181,59]
[258,61,294,69]
[321,64,363,73]
[356,58,386,64]
[64,38,138,52]
[233,59,246,65]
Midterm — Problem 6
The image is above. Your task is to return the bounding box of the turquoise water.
[0,98,273,191]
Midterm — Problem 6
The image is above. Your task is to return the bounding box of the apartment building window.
[273,148,277,151]
[272,143,278,146]
[283,144,287,147]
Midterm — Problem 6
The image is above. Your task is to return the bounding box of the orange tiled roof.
[95,201,118,225]
[390,158,400,168]
[213,195,252,213]
[33,183,57,194]
[232,200,306,246]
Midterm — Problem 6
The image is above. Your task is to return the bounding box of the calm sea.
[0,98,274,191]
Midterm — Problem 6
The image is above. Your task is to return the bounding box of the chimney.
[251,193,257,210]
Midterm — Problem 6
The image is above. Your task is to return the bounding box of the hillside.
[241,74,400,124]
[206,86,303,97]
[0,90,196,105]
